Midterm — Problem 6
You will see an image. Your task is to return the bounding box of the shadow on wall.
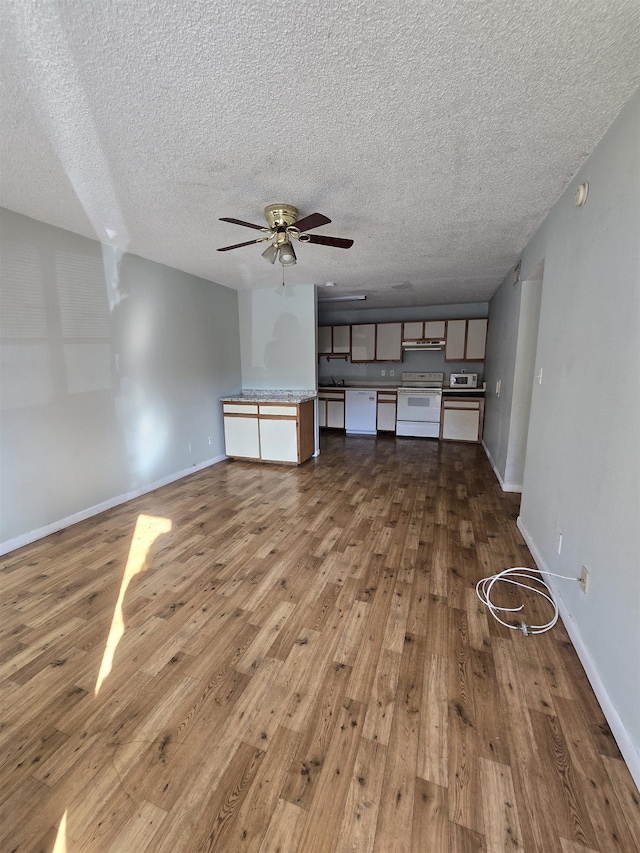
[263,312,305,374]
[0,237,171,522]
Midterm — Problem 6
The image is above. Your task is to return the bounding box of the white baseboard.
[517,515,640,789]
[482,441,522,492]
[0,454,227,556]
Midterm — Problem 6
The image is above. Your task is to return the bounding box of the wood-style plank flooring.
[1,433,639,852]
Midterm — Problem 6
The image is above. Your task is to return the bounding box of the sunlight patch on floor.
[95,513,171,695]
[52,809,67,853]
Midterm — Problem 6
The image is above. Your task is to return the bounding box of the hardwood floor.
[1,433,638,852]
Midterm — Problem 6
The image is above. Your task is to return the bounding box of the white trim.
[517,516,640,789]
[482,440,522,492]
[0,455,227,556]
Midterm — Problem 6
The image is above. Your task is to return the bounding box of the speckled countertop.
[220,390,317,403]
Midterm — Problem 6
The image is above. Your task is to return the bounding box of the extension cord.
[475,567,579,635]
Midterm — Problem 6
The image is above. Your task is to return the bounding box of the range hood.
[401,339,445,351]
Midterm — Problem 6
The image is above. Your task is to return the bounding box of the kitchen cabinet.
[440,398,484,443]
[318,326,332,355]
[465,318,488,360]
[445,318,487,361]
[351,324,376,362]
[375,322,402,361]
[318,325,351,355]
[332,325,351,353]
[402,320,446,341]
[222,400,315,463]
[259,417,298,462]
[318,389,345,429]
[376,390,397,432]
[223,404,260,458]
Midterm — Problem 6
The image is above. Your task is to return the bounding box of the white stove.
[399,371,444,389]
[396,373,443,438]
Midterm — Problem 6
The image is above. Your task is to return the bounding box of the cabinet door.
[318,400,327,428]
[441,406,480,442]
[326,401,345,428]
[259,419,298,462]
[377,402,397,431]
[332,325,351,354]
[445,319,467,361]
[465,318,488,360]
[224,415,260,458]
[423,320,446,339]
[318,326,332,355]
[402,321,424,340]
[375,323,402,361]
[351,324,376,362]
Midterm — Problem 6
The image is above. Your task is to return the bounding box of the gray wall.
[318,301,488,385]
[483,273,542,489]
[238,284,317,391]
[1,208,242,550]
[489,89,640,775]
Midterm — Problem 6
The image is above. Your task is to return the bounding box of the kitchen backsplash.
[318,348,484,385]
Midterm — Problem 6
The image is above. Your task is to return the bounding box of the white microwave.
[449,373,478,388]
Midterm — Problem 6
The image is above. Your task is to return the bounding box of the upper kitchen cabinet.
[318,325,332,355]
[402,320,446,341]
[375,322,402,361]
[333,325,351,353]
[445,318,488,361]
[318,324,351,355]
[351,324,376,362]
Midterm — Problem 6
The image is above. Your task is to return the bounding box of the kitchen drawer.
[258,404,297,417]
[443,400,481,410]
[223,403,259,415]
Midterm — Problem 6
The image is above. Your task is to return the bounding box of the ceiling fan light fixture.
[261,243,279,264]
[279,241,297,265]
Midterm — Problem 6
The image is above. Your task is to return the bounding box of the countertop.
[220,390,316,403]
[318,383,486,395]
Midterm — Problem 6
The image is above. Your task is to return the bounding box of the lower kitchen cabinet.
[222,400,315,464]
[223,404,260,458]
[318,389,345,429]
[376,390,397,431]
[440,397,484,443]
[259,417,298,462]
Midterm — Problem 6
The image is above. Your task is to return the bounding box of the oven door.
[396,390,442,438]
[396,390,442,424]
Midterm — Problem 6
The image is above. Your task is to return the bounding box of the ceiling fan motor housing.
[264,204,299,230]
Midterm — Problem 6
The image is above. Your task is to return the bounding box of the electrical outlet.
[389,370,394,376]
[381,369,386,376]
[579,566,589,594]
[208,436,214,445]
[556,530,563,555]
[496,379,501,397]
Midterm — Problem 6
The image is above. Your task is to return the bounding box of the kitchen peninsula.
[220,390,316,465]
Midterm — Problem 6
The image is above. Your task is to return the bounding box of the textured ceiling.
[1,1,639,311]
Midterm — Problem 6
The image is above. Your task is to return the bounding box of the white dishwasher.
[345,389,377,435]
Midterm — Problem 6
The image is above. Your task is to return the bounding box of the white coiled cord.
[475,567,579,635]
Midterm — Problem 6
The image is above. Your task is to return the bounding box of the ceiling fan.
[217,204,353,265]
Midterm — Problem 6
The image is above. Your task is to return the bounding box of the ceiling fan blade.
[291,212,331,233]
[219,217,266,231]
[306,234,354,249]
[217,237,269,251]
